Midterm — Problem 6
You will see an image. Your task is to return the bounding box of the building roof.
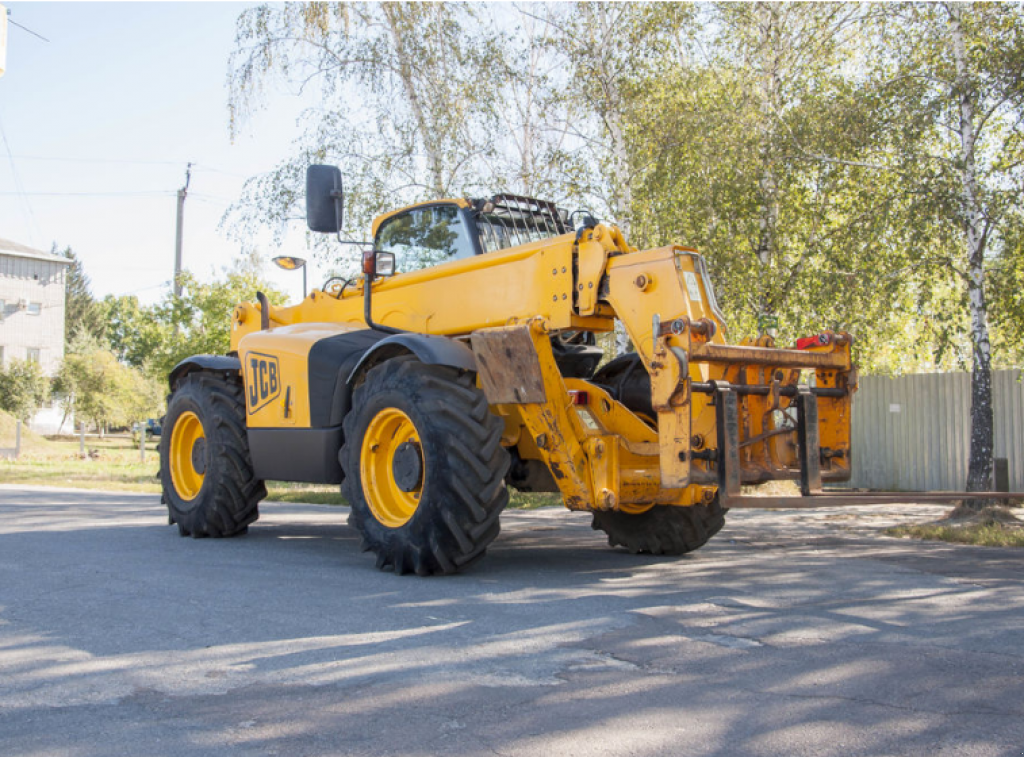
[0,237,72,266]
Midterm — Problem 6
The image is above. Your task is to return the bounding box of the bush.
[0,359,50,422]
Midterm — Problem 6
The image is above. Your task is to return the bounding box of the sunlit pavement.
[0,484,1021,757]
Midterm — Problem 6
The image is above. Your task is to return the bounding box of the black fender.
[346,333,477,385]
[168,355,241,389]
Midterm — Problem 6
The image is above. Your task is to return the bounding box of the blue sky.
[1,2,320,304]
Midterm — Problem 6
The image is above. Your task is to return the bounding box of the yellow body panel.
[238,322,366,428]
[230,230,622,351]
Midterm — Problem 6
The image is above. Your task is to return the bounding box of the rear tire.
[592,500,726,555]
[341,359,510,575]
[592,352,726,554]
[160,372,265,537]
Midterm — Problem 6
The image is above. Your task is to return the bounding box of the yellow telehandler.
[159,165,1011,574]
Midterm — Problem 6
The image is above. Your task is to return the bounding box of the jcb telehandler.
[159,165,1014,575]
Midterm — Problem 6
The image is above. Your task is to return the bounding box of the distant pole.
[79,422,85,458]
[173,162,192,299]
[14,420,21,459]
[139,426,146,463]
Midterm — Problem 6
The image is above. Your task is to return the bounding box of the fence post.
[140,427,146,463]
[15,420,21,459]
[80,422,85,458]
[994,458,1009,505]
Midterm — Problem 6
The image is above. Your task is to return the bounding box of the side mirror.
[362,250,396,278]
[306,165,344,234]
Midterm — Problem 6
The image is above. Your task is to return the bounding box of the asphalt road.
[0,485,1021,757]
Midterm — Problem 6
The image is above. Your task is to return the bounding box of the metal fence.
[846,370,1023,491]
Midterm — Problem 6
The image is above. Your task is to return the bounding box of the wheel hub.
[191,438,207,475]
[392,440,423,492]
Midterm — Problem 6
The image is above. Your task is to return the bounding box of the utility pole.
[173,162,192,299]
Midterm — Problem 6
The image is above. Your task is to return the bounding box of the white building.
[0,237,71,433]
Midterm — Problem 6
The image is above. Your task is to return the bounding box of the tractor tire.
[591,500,726,555]
[340,359,510,575]
[160,372,265,537]
[592,352,726,554]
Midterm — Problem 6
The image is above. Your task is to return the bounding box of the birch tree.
[879,4,1024,495]
[227,2,497,262]
[626,2,922,359]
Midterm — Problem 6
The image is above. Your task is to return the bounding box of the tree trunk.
[755,2,781,336]
[949,4,994,497]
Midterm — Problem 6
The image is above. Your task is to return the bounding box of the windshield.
[475,195,571,253]
[375,204,476,273]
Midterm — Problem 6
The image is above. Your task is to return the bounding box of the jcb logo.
[245,352,281,413]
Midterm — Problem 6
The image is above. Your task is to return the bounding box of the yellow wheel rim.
[169,411,206,501]
[619,502,655,515]
[360,407,423,528]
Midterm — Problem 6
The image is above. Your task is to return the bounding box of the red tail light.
[569,390,589,406]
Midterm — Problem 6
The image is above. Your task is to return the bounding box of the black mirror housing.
[306,165,344,234]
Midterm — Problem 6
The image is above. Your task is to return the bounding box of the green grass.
[886,522,1024,548]
[0,430,565,510]
[508,491,563,510]
[1,434,163,492]
[265,485,346,505]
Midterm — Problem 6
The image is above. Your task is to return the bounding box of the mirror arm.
[332,190,344,243]
[363,267,403,335]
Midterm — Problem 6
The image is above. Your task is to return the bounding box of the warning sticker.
[684,271,703,303]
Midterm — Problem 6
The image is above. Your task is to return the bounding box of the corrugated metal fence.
[847,370,1023,491]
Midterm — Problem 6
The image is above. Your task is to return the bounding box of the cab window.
[375,205,476,273]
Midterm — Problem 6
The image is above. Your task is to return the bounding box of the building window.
[27,302,42,315]
[26,348,40,363]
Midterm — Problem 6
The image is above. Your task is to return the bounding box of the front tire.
[341,359,510,575]
[160,372,265,537]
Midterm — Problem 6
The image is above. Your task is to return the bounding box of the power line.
[11,156,249,179]
[192,164,249,179]
[115,281,172,297]
[0,190,175,197]
[7,17,50,43]
[10,154,183,166]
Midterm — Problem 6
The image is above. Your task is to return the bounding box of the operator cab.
[305,165,601,378]
[372,195,574,275]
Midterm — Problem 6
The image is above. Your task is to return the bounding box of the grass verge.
[1,430,563,510]
[886,506,1024,547]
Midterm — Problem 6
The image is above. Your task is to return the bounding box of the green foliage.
[91,255,285,381]
[0,359,50,422]
[54,337,163,431]
[99,294,170,370]
[148,262,286,379]
[60,246,106,346]
[989,211,1024,366]
[224,1,1024,381]
[227,2,499,263]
